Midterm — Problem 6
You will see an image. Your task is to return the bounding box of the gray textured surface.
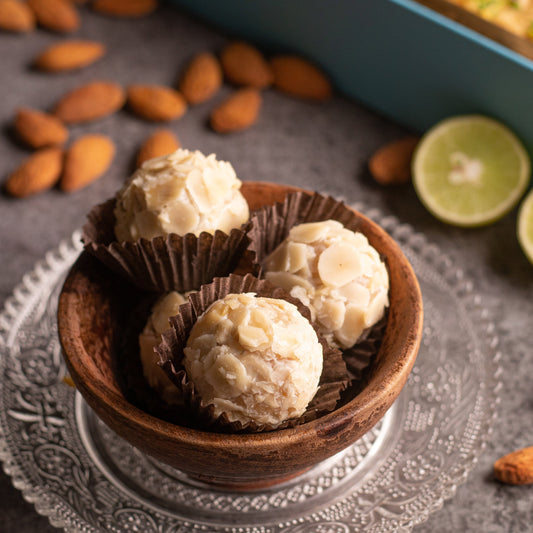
[0,4,532,532]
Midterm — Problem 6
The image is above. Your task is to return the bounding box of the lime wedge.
[412,115,531,227]
[518,189,533,265]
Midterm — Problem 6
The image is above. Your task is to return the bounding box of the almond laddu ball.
[139,291,187,405]
[114,148,249,242]
[183,293,323,428]
[264,220,389,349]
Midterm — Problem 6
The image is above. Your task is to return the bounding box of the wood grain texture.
[58,181,423,490]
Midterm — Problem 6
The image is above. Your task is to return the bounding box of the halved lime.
[412,115,531,227]
[518,189,533,265]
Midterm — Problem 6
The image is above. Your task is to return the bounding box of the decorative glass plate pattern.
[0,208,501,533]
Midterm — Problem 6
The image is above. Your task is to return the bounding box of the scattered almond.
[61,134,115,192]
[14,107,68,148]
[368,136,419,185]
[178,52,222,105]
[53,80,125,124]
[62,375,76,388]
[270,55,332,101]
[5,147,63,197]
[137,129,180,167]
[494,446,533,485]
[220,41,273,89]
[27,0,80,33]
[210,88,262,133]
[127,84,187,122]
[0,0,35,32]
[34,40,106,72]
[91,0,158,17]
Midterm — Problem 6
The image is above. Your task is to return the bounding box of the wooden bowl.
[58,182,423,490]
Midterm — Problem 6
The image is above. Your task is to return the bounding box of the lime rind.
[413,115,531,227]
[517,189,533,265]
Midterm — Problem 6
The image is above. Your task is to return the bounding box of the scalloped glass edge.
[0,230,87,533]
[0,205,502,533]
[357,205,502,532]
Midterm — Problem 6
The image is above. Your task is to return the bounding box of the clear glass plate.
[0,207,501,533]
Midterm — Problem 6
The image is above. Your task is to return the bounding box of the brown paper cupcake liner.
[343,315,388,383]
[340,314,389,407]
[114,293,188,425]
[82,198,256,293]
[113,289,235,429]
[246,190,390,392]
[246,190,366,271]
[156,273,349,433]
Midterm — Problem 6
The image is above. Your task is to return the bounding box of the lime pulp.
[412,115,531,227]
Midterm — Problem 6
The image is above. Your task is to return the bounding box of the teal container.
[172,0,533,152]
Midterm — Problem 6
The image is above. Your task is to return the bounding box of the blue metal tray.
[172,0,533,153]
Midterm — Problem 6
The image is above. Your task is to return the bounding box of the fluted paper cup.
[82,198,255,293]
[156,273,349,433]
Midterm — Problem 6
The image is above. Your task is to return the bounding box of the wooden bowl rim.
[58,181,423,452]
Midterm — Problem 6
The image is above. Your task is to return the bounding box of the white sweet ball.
[184,293,323,428]
[139,291,187,405]
[264,220,389,349]
[114,148,249,242]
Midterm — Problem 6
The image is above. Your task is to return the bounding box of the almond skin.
[15,107,68,148]
[127,84,187,122]
[61,134,115,192]
[34,40,106,72]
[5,147,63,197]
[91,0,158,17]
[270,55,332,101]
[220,41,273,89]
[53,80,125,124]
[368,136,419,185]
[0,0,35,32]
[178,52,222,105]
[27,0,80,33]
[210,88,261,133]
[137,129,180,167]
[494,446,533,485]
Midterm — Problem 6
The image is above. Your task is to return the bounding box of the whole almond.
[178,52,222,105]
[5,147,63,197]
[210,88,261,133]
[137,129,180,167]
[0,0,35,32]
[53,80,125,124]
[34,40,106,72]
[61,134,115,192]
[220,41,273,89]
[15,107,68,148]
[127,84,187,122]
[494,446,533,485]
[270,55,332,101]
[91,0,158,17]
[368,136,419,185]
[27,0,79,33]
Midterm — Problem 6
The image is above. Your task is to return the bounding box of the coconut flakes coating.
[184,293,323,428]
